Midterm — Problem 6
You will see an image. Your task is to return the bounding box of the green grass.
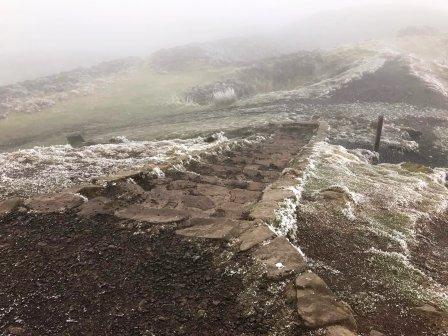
[0,64,234,150]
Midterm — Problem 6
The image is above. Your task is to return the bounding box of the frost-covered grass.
[0,133,234,200]
[235,52,387,106]
[0,65,235,151]
[300,141,448,309]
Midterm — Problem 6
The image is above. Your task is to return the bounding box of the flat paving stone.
[295,272,334,297]
[296,292,356,330]
[181,195,215,210]
[77,197,119,217]
[168,180,197,190]
[115,204,190,224]
[196,184,230,198]
[25,193,85,213]
[146,187,185,208]
[249,201,278,222]
[324,325,357,336]
[0,123,322,335]
[247,181,266,191]
[230,189,261,204]
[238,225,276,251]
[253,237,307,278]
[214,201,251,219]
[176,218,254,240]
[295,272,356,330]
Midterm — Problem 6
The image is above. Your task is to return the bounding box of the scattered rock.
[77,197,118,217]
[296,293,356,330]
[253,237,307,278]
[295,272,334,297]
[66,133,86,147]
[0,198,23,216]
[66,184,104,199]
[403,127,422,141]
[25,193,85,213]
[295,273,356,330]
[115,205,189,224]
[369,330,386,336]
[324,325,357,336]
[7,326,26,335]
[204,134,220,143]
[238,225,275,251]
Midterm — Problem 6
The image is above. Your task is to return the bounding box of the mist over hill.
[273,5,448,50]
[1,3,448,335]
[3,4,448,86]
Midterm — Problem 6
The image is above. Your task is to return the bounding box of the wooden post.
[374,115,384,153]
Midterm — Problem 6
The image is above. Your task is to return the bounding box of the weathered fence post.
[374,115,384,153]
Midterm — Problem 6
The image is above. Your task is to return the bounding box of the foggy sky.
[1,0,448,84]
[3,0,448,56]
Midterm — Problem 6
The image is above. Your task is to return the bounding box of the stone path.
[0,123,359,335]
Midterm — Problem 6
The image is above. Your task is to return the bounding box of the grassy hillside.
[0,64,234,151]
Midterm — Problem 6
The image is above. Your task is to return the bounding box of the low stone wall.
[250,121,328,237]
[247,121,361,335]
